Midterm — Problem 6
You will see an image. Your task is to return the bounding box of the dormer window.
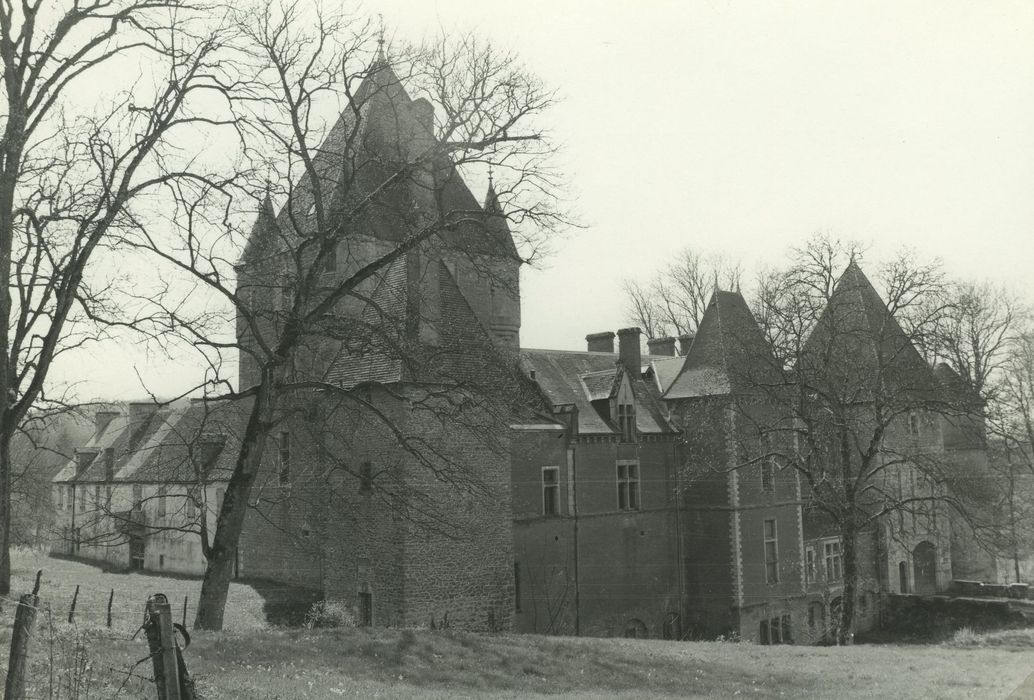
[617,402,635,443]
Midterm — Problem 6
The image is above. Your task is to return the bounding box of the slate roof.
[650,356,685,394]
[241,58,519,266]
[520,349,675,436]
[801,262,935,401]
[324,261,547,425]
[53,400,250,485]
[580,369,619,401]
[664,290,778,399]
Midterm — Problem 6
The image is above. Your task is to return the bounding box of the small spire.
[487,165,494,191]
[376,16,387,63]
[713,270,720,294]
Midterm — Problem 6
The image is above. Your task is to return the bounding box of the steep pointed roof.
[664,290,778,399]
[802,261,934,401]
[240,56,519,265]
[325,259,519,392]
[239,192,279,266]
[483,182,520,260]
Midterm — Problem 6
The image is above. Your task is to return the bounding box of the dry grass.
[948,626,1034,650]
[1,551,1032,698]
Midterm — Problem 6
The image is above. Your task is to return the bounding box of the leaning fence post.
[182,595,188,629]
[67,584,79,624]
[5,570,42,700]
[107,589,114,628]
[144,593,183,700]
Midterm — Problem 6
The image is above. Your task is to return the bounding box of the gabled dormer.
[613,370,637,444]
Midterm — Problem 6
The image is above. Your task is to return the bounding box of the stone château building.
[52,52,997,642]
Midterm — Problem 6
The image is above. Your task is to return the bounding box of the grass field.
[1,551,1032,698]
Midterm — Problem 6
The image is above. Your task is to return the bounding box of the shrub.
[303,600,355,629]
[951,627,981,647]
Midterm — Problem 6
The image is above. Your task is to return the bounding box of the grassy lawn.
[0,551,1031,698]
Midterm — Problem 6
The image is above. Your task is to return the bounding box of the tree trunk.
[0,435,11,594]
[838,524,858,645]
[194,377,281,630]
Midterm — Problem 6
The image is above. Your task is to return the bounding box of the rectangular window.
[323,244,337,273]
[358,592,373,627]
[157,486,168,518]
[824,540,843,582]
[759,615,793,645]
[617,462,640,511]
[67,485,73,510]
[106,486,112,506]
[542,467,559,515]
[781,614,792,643]
[761,459,776,493]
[278,432,291,486]
[78,487,84,512]
[57,487,64,510]
[761,435,777,493]
[617,403,635,443]
[93,484,101,508]
[805,547,816,585]
[132,484,143,508]
[764,518,779,583]
[359,462,373,493]
[514,562,522,612]
[186,494,197,521]
[277,278,293,314]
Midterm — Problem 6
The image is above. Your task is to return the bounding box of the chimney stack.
[617,327,642,374]
[128,402,159,451]
[646,336,677,357]
[74,449,98,477]
[678,333,696,356]
[94,410,119,436]
[586,331,615,353]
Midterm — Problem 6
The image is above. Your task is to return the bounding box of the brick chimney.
[646,336,677,357]
[617,327,642,374]
[678,333,696,356]
[127,402,159,450]
[75,449,98,477]
[586,331,615,353]
[94,410,119,436]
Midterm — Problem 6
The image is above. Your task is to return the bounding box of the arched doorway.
[912,541,937,593]
[624,619,648,639]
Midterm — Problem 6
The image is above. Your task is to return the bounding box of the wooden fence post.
[5,571,42,700]
[181,595,187,629]
[67,584,79,624]
[144,594,182,700]
[107,589,114,628]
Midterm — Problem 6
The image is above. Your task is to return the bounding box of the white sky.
[59,0,1034,399]
[368,0,1034,352]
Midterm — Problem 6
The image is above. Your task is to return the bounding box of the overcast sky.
[63,1,1034,399]
[370,0,1034,352]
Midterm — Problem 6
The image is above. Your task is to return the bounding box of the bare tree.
[733,236,967,643]
[623,249,741,338]
[904,279,1026,401]
[132,3,565,630]
[0,0,230,592]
